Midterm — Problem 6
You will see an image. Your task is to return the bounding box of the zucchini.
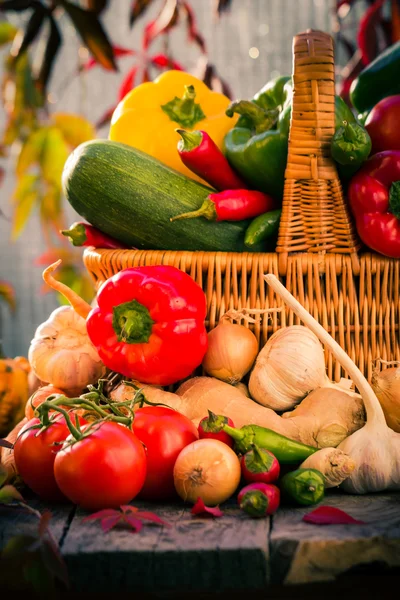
[62,140,262,253]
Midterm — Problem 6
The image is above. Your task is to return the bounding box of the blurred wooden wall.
[0,0,339,356]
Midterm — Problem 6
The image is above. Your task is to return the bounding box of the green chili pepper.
[330,120,372,166]
[244,209,281,249]
[280,468,325,506]
[222,423,317,464]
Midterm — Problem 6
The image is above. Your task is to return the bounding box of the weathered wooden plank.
[62,499,270,594]
[0,492,74,549]
[270,491,400,585]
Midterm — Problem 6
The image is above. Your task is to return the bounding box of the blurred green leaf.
[52,112,95,147]
[0,280,16,312]
[11,5,46,61]
[60,0,117,71]
[0,484,24,503]
[0,20,18,45]
[36,14,62,92]
[16,127,48,176]
[40,127,69,186]
[11,174,40,239]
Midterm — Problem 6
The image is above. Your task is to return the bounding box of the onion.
[173,438,241,506]
[371,362,400,433]
[202,318,258,384]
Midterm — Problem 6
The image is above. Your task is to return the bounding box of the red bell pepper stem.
[61,222,126,249]
[348,150,400,258]
[176,129,246,191]
[170,189,276,222]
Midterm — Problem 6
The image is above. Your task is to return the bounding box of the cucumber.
[62,140,262,253]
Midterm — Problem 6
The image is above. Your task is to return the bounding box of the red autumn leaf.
[191,497,224,518]
[121,505,172,527]
[151,53,183,71]
[182,2,206,54]
[100,515,122,533]
[84,46,136,70]
[83,505,170,533]
[124,515,144,532]
[357,0,388,65]
[82,509,119,522]
[143,0,180,50]
[302,506,366,525]
[118,66,138,101]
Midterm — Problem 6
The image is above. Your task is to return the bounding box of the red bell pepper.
[86,265,208,385]
[348,150,400,258]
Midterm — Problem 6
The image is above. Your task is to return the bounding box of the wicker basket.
[83,30,400,383]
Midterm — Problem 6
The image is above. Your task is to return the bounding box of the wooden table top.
[1,490,400,598]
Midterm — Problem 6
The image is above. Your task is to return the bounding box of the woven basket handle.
[285,29,338,181]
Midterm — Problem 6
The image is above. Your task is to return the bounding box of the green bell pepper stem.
[226,101,279,134]
[331,120,372,166]
[222,423,318,463]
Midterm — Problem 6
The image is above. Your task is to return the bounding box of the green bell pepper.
[330,120,372,166]
[223,75,292,201]
[224,100,288,201]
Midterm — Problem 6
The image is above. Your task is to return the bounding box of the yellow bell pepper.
[109,70,238,184]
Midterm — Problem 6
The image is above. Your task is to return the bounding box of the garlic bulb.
[371,364,400,432]
[28,305,105,395]
[249,325,328,411]
[265,273,400,494]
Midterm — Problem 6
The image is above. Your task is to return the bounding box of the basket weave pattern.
[276,31,360,259]
[84,248,400,383]
[83,29,400,383]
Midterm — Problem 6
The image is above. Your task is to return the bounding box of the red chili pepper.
[170,189,275,223]
[86,265,208,386]
[348,150,400,258]
[237,482,280,518]
[61,222,126,249]
[176,129,246,191]
[198,410,235,448]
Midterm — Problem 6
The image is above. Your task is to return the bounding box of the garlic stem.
[264,274,386,426]
[42,260,92,319]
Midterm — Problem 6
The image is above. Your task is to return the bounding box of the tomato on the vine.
[14,414,85,502]
[132,406,198,500]
[54,422,147,511]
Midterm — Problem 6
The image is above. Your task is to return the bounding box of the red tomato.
[198,415,235,448]
[365,95,400,153]
[25,385,70,420]
[54,422,147,511]
[132,407,198,500]
[14,415,85,502]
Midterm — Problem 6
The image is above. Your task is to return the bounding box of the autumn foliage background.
[0,0,398,356]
